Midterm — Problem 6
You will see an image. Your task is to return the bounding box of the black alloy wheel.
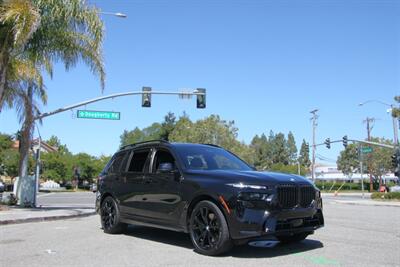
[189,200,232,256]
[100,196,126,234]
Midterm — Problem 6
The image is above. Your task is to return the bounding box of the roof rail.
[203,143,222,148]
[119,139,170,150]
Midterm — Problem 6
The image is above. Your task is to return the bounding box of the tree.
[298,139,311,169]
[160,112,176,141]
[367,137,393,181]
[392,95,400,118]
[142,123,163,140]
[1,0,105,206]
[286,131,297,164]
[270,133,289,165]
[46,135,61,148]
[337,143,359,176]
[167,112,193,143]
[250,133,272,170]
[336,138,394,189]
[0,148,19,177]
[41,152,68,182]
[0,0,41,106]
[0,132,13,151]
[73,153,101,182]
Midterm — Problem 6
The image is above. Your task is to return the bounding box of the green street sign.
[361,147,373,154]
[77,110,120,120]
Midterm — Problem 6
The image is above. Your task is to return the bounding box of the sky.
[0,0,399,166]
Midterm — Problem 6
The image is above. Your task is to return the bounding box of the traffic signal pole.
[35,89,206,120]
[315,139,395,149]
[31,88,206,207]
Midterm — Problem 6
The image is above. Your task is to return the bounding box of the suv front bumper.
[227,200,324,241]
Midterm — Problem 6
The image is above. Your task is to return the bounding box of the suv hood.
[185,169,313,186]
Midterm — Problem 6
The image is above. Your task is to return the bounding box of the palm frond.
[0,0,41,49]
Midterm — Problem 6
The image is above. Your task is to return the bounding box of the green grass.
[371,192,400,200]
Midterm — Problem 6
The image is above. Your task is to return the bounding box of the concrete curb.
[0,211,96,225]
[333,200,400,208]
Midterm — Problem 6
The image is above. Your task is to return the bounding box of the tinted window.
[128,150,150,172]
[174,145,252,171]
[109,152,127,173]
[153,150,176,173]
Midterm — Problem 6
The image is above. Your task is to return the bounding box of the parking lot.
[1,196,399,267]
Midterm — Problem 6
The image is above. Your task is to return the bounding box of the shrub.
[65,183,73,190]
[315,181,380,191]
[371,192,400,200]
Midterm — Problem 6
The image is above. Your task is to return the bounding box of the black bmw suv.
[96,140,324,256]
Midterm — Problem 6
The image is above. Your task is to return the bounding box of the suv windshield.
[174,145,252,171]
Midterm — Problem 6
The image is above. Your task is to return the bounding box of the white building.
[307,164,397,182]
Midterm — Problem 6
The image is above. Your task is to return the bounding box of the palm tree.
[0,0,105,206]
[1,0,105,108]
[0,0,40,107]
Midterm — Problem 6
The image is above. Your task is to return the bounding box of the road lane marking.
[295,252,340,266]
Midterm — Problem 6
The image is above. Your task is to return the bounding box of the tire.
[100,196,127,234]
[277,232,309,244]
[189,200,233,256]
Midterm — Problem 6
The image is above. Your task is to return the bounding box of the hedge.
[371,192,400,200]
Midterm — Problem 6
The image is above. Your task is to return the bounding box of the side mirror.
[158,162,174,173]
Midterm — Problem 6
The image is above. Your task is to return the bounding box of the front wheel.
[277,232,309,244]
[189,200,233,256]
[100,196,126,234]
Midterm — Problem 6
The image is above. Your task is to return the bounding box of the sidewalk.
[332,199,400,207]
[0,205,96,225]
[322,192,400,207]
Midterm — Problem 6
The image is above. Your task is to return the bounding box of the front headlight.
[238,192,270,201]
[227,183,268,190]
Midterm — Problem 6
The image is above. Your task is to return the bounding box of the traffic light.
[305,143,309,153]
[142,87,151,107]
[324,138,331,149]
[196,88,206,109]
[394,148,400,178]
[392,153,397,168]
[342,135,348,148]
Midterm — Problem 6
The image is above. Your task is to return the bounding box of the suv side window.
[153,149,176,173]
[128,150,150,173]
[109,152,127,174]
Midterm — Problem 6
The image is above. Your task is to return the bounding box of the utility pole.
[358,143,365,198]
[310,109,319,181]
[363,117,375,192]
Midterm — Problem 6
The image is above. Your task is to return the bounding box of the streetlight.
[99,11,127,18]
[359,100,399,145]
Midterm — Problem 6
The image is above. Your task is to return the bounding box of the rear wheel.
[277,232,309,244]
[100,196,126,234]
[189,200,233,256]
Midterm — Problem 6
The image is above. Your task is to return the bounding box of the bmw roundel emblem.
[290,178,295,182]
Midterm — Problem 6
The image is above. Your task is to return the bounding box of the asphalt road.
[1,197,399,267]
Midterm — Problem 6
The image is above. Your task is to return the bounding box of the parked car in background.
[96,140,324,256]
[90,183,97,193]
[0,180,4,193]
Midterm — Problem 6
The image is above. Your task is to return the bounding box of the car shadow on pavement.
[124,225,193,249]
[123,225,323,258]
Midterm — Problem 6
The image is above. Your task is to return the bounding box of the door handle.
[144,179,153,184]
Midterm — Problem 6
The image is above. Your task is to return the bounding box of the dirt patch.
[0,204,10,211]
